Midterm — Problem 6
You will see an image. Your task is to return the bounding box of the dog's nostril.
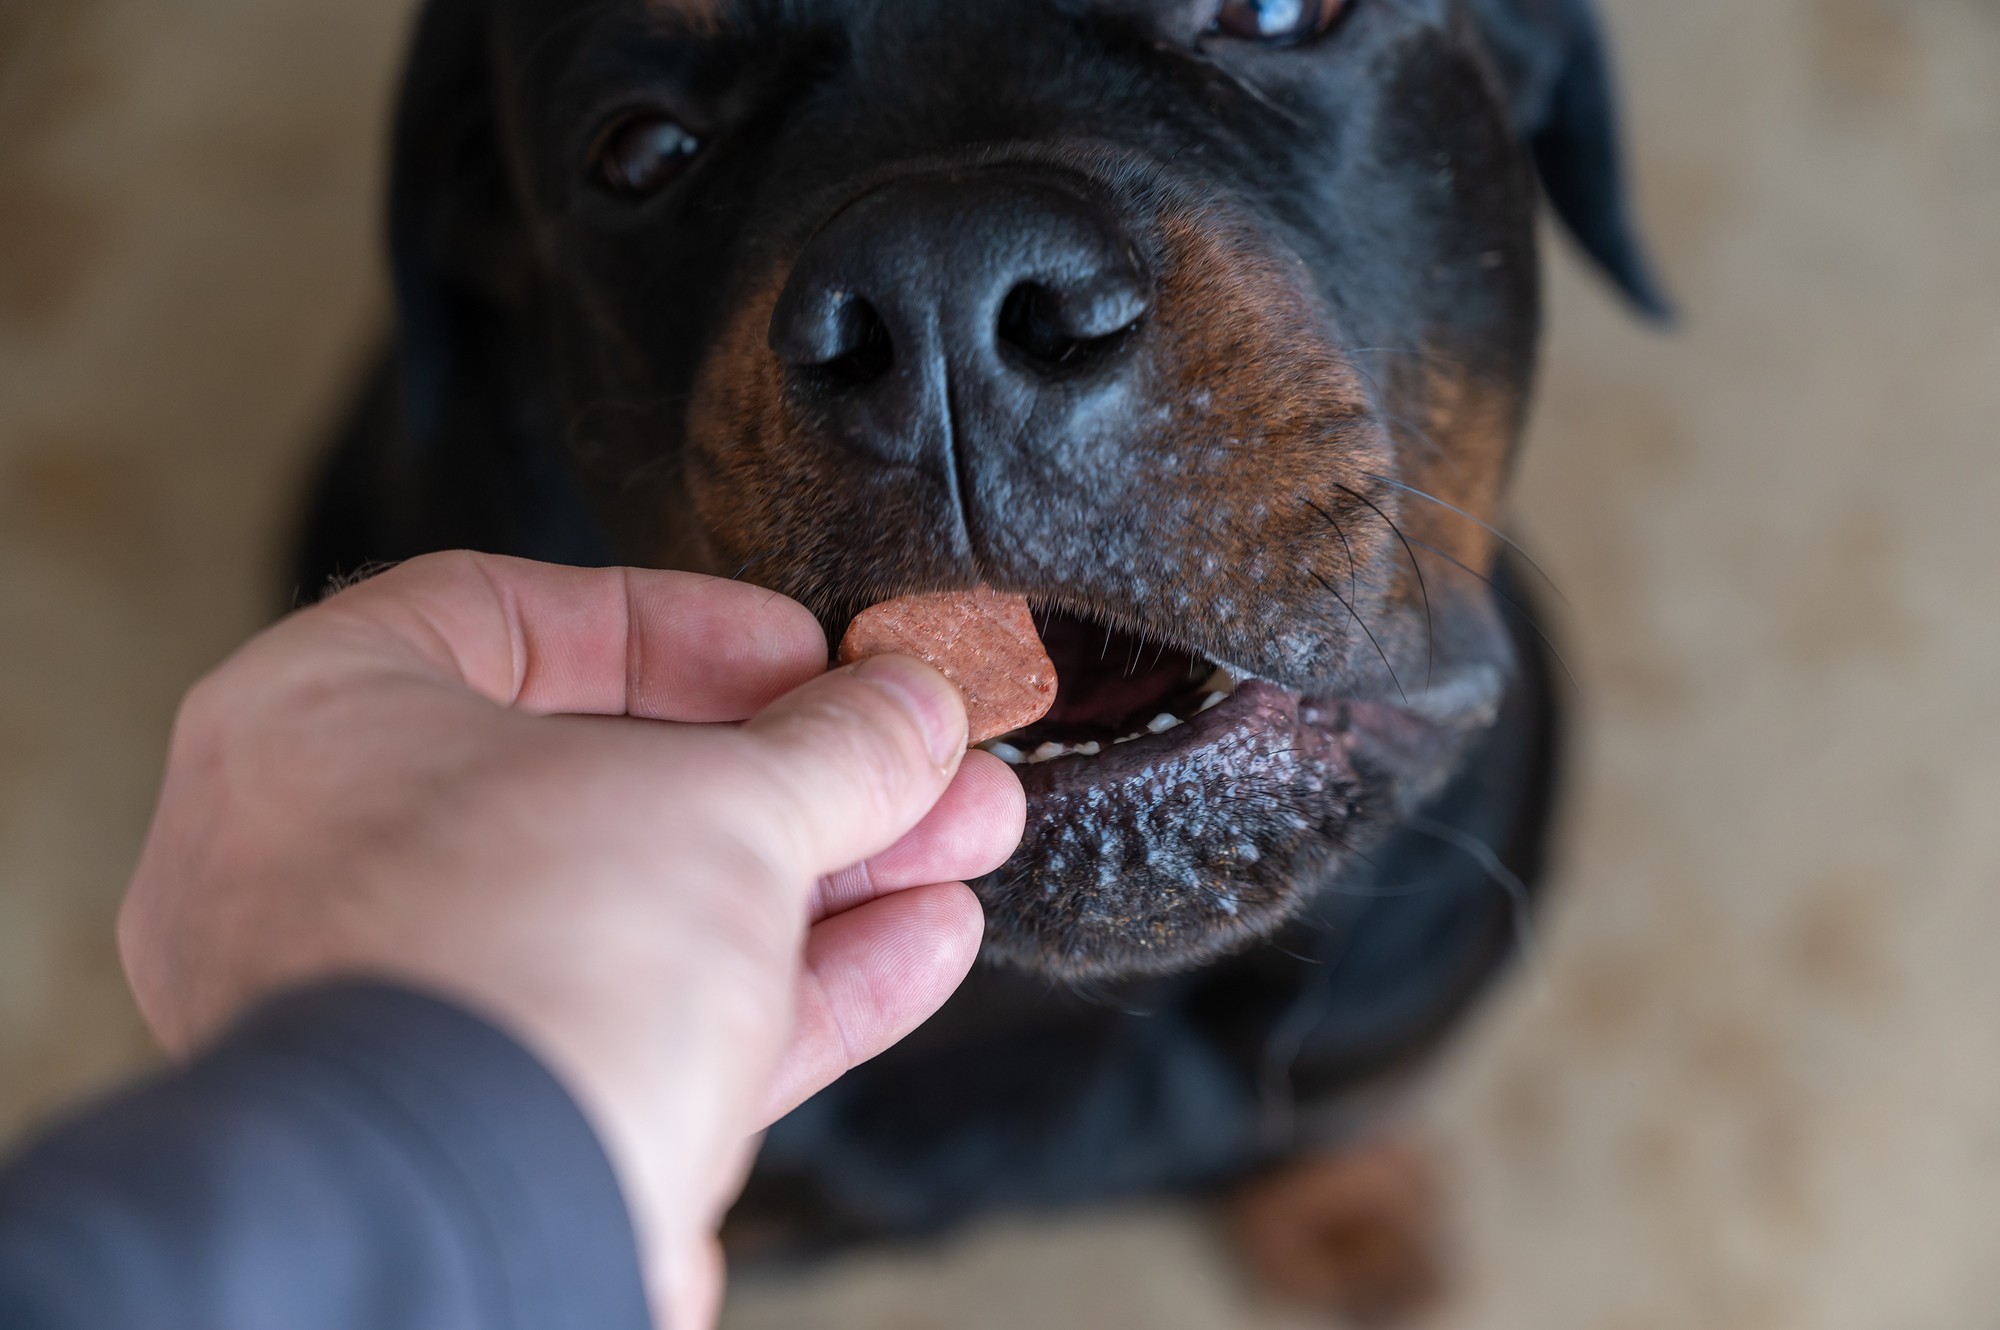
[998,284,1075,367]
[997,275,1148,373]
[815,297,893,389]
[773,290,894,390]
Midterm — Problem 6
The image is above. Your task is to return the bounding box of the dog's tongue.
[837,589,1058,746]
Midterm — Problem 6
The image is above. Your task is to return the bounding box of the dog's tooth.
[1030,742,1067,764]
[982,741,1026,765]
[1202,667,1236,696]
[1147,713,1179,734]
[1114,733,1140,745]
[1074,741,1102,756]
[1197,692,1225,714]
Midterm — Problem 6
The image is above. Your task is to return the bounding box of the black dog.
[299,0,1661,1309]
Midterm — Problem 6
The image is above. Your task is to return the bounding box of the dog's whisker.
[1308,568,1408,705]
[1317,879,1442,900]
[1401,815,1547,987]
[1346,344,1515,401]
[1376,411,1460,474]
[1327,484,1436,692]
[1060,973,1155,1016]
[1212,508,1409,703]
[1335,352,1507,510]
[1302,495,1364,603]
[1398,534,1582,700]
[1364,472,1567,606]
[1344,371,1447,461]
[1254,928,1355,1150]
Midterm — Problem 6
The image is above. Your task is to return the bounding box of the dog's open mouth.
[979,613,1237,767]
[965,608,1453,980]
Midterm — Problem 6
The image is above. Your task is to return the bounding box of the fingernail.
[853,655,965,769]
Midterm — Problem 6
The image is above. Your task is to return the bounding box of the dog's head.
[389,0,1659,980]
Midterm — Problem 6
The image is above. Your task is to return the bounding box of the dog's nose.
[768,172,1151,466]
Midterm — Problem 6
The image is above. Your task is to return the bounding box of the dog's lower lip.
[973,673,1368,978]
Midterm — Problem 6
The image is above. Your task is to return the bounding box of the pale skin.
[116,551,1027,1330]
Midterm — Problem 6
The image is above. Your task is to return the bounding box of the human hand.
[117,552,1025,1328]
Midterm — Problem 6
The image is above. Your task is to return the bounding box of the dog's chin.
[969,612,1476,982]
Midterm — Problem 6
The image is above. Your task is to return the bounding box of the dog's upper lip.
[1018,599,1320,689]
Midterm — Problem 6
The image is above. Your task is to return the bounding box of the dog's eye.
[1210,0,1346,42]
[593,113,703,197]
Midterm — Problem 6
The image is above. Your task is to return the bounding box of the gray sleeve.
[0,984,653,1330]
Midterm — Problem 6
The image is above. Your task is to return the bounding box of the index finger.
[810,751,1026,921]
[308,552,829,722]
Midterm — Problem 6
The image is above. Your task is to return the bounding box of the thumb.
[727,654,970,885]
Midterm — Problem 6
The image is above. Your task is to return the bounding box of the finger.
[728,655,969,882]
[314,552,828,721]
[757,882,984,1126]
[810,751,1025,921]
[655,1236,724,1330]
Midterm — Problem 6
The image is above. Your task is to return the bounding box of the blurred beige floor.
[3,2,1998,1327]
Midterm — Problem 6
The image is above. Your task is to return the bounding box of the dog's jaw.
[973,659,1492,981]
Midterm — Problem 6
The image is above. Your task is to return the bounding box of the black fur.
[296,0,1653,1250]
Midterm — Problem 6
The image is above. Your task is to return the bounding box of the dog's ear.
[387,0,535,447]
[1467,0,1672,319]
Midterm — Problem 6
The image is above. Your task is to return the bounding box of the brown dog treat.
[838,588,1057,747]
